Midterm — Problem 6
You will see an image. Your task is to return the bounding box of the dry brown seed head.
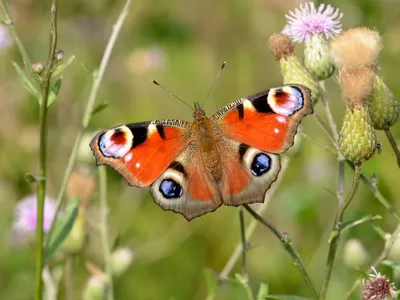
[268,34,295,60]
[340,67,375,107]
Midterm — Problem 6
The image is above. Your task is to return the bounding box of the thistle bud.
[32,62,44,74]
[304,34,335,80]
[343,239,368,270]
[82,274,109,300]
[110,247,134,277]
[338,67,379,163]
[370,75,400,130]
[268,34,320,105]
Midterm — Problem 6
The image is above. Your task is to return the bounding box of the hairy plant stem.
[243,204,318,300]
[46,0,133,245]
[319,164,361,300]
[35,3,58,299]
[65,255,74,300]
[384,128,400,168]
[99,166,114,300]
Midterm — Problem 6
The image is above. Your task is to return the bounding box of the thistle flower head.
[331,27,382,69]
[268,34,295,60]
[340,67,375,108]
[0,24,13,51]
[13,194,57,233]
[362,270,396,300]
[283,2,343,43]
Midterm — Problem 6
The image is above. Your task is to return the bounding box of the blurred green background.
[1,0,400,299]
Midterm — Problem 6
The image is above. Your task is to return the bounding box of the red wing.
[211,84,313,153]
[90,120,191,187]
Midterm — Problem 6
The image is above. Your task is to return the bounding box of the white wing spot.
[135,162,141,169]
[276,116,287,123]
[274,128,280,134]
[124,152,133,162]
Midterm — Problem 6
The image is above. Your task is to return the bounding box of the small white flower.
[283,2,343,43]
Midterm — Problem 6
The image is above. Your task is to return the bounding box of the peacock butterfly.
[90,84,312,220]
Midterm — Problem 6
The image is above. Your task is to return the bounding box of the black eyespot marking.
[236,103,244,119]
[250,153,271,176]
[169,161,186,176]
[253,95,274,113]
[274,88,284,96]
[129,126,147,148]
[238,143,249,161]
[156,124,166,139]
[159,179,183,199]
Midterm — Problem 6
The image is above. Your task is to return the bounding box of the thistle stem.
[384,128,400,168]
[243,204,318,300]
[35,3,58,299]
[239,208,248,280]
[46,0,132,245]
[319,164,361,300]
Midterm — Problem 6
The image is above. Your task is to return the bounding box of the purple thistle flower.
[13,194,57,234]
[283,2,343,43]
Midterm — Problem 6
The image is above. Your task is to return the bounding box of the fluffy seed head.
[268,34,295,60]
[331,27,382,69]
[340,67,375,107]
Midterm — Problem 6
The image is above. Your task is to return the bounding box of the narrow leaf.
[52,55,75,78]
[12,62,40,99]
[25,173,45,183]
[340,214,382,236]
[257,280,269,300]
[91,101,109,116]
[44,197,79,264]
[203,268,218,297]
[47,78,63,108]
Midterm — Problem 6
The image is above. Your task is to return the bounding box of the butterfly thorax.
[192,105,223,182]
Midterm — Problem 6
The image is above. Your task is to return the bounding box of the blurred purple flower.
[13,194,57,234]
[283,2,343,43]
[127,46,166,74]
[0,24,13,50]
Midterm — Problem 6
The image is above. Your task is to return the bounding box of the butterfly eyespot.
[268,86,303,116]
[98,126,133,158]
[159,179,183,199]
[250,153,271,176]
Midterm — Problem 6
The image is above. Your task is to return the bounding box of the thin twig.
[219,157,291,279]
[384,128,400,168]
[99,166,114,300]
[319,164,361,300]
[239,208,248,280]
[345,221,400,299]
[46,0,133,245]
[243,204,318,300]
[35,3,58,299]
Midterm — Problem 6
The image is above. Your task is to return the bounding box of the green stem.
[345,220,400,299]
[35,3,58,300]
[239,208,248,280]
[0,0,33,68]
[384,128,400,168]
[243,204,318,300]
[219,157,291,279]
[65,255,74,300]
[319,164,361,300]
[46,0,133,246]
[99,166,114,300]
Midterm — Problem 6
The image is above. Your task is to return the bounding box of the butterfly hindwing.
[90,120,191,187]
[211,84,312,153]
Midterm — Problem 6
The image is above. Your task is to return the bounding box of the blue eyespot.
[251,153,271,176]
[159,179,183,199]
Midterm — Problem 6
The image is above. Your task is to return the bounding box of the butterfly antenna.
[201,61,226,109]
[152,80,194,110]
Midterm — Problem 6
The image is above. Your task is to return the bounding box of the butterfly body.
[90,85,312,220]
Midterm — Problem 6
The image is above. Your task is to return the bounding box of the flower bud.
[59,207,87,254]
[343,239,368,270]
[55,49,64,61]
[110,247,134,277]
[32,62,44,74]
[304,34,335,80]
[370,75,400,130]
[82,274,109,300]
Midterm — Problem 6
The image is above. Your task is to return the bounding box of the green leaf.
[257,280,269,300]
[44,197,79,265]
[12,62,40,99]
[47,78,63,108]
[91,101,109,116]
[25,173,45,183]
[203,268,218,297]
[52,55,75,78]
[266,295,311,300]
